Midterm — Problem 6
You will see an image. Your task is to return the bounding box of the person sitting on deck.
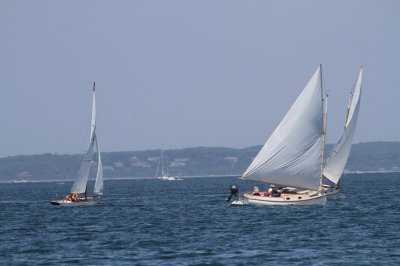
[252,186,260,196]
[268,185,280,197]
[271,188,280,197]
[64,193,72,201]
[263,187,270,197]
[268,185,274,195]
[70,193,80,202]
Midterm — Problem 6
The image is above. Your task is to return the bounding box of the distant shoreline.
[1,142,400,182]
[0,174,241,183]
[1,171,400,184]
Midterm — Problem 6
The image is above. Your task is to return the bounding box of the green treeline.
[0,142,399,181]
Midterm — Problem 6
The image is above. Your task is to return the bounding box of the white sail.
[93,134,103,195]
[89,82,96,142]
[242,66,324,191]
[323,68,362,184]
[70,83,98,195]
[70,137,95,194]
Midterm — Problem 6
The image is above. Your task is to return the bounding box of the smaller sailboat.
[156,149,181,181]
[51,82,103,206]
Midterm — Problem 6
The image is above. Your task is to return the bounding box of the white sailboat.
[232,65,328,206]
[322,67,362,196]
[51,82,103,206]
[156,149,180,181]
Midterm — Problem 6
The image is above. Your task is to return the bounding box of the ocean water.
[1,173,399,265]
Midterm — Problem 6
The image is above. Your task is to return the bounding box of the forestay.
[323,68,362,184]
[242,66,324,191]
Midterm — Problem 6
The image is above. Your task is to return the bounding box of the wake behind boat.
[51,82,103,206]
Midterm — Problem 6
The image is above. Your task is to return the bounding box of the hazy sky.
[1,0,399,157]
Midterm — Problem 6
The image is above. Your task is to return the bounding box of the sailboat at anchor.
[232,65,329,206]
[156,149,182,181]
[51,82,103,206]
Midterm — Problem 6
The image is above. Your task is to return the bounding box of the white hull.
[157,176,183,181]
[232,193,327,206]
[51,197,100,206]
[322,186,341,196]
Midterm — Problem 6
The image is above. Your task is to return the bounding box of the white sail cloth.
[70,136,96,194]
[70,83,103,195]
[323,68,362,184]
[242,66,324,191]
[89,83,96,142]
[94,135,103,195]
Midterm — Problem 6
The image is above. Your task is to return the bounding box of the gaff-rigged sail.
[93,134,103,195]
[323,68,362,184]
[242,66,324,191]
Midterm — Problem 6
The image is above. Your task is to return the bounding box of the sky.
[0,0,399,157]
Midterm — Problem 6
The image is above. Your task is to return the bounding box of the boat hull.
[322,187,341,196]
[235,193,327,206]
[157,176,183,181]
[50,198,100,206]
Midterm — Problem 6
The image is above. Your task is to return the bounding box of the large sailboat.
[322,68,362,196]
[232,65,328,206]
[51,82,103,206]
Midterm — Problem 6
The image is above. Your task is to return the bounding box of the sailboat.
[156,149,180,181]
[321,68,362,196]
[232,65,329,206]
[51,82,103,206]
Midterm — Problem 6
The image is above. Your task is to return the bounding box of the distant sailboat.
[233,65,328,206]
[156,149,181,181]
[51,82,103,206]
[322,67,362,195]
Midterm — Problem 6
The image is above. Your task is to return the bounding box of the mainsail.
[242,66,324,191]
[323,68,362,184]
[70,136,95,194]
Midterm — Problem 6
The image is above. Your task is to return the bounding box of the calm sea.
[1,173,399,265]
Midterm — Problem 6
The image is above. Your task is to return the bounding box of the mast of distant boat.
[161,149,165,176]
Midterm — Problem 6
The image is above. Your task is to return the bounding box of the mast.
[161,149,164,176]
[319,64,328,192]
